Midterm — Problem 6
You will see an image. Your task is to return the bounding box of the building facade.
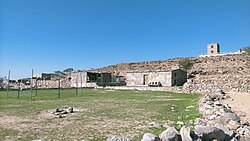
[207,43,220,55]
[126,69,187,87]
[70,71,97,88]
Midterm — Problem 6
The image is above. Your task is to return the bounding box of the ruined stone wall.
[7,79,71,90]
[34,79,71,89]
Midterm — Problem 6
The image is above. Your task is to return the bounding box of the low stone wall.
[7,80,71,90]
[33,80,71,89]
[103,86,184,93]
[103,83,232,95]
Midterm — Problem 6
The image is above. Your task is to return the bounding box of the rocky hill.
[189,54,249,92]
[93,53,250,93]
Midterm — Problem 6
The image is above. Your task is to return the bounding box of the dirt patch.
[0,114,31,131]
[221,92,250,122]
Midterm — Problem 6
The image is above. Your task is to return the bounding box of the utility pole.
[76,74,78,95]
[7,70,10,98]
[35,78,38,96]
[17,80,20,99]
[30,69,33,100]
[80,72,83,95]
[58,78,61,98]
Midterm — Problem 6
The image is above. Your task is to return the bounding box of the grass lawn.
[0,88,201,141]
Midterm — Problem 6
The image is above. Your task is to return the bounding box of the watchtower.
[207,43,220,55]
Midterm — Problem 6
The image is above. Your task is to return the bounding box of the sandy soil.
[221,92,250,122]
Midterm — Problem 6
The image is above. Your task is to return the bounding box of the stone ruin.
[52,107,76,118]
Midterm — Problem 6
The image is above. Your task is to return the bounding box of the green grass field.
[0,88,201,141]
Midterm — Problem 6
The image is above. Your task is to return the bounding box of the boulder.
[61,110,68,115]
[244,126,250,140]
[223,113,240,123]
[208,114,216,120]
[215,123,234,140]
[210,92,223,101]
[214,101,222,106]
[180,126,192,141]
[204,95,212,101]
[66,107,74,113]
[237,127,245,135]
[141,133,160,141]
[106,135,130,141]
[58,114,66,118]
[223,104,232,113]
[240,120,249,126]
[230,137,238,141]
[159,127,180,141]
[55,108,62,112]
[194,118,205,125]
[227,120,241,130]
[205,109,214,115]
[195,126,225,141]
[239,135,247,141]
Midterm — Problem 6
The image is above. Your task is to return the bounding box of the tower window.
[211,45,214,48]
[211,50,214,53]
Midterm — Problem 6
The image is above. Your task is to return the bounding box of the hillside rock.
[159,127,180,141]
[195,126,225,141]
[180,126,192,141]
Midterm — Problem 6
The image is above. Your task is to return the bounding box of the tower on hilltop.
[207,43,220,55]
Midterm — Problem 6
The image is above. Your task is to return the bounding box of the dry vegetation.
[0,88,201,140]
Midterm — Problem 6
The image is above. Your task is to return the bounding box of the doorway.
[143,75,148,85]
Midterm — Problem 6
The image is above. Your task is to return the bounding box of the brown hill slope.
[93,54,249,92]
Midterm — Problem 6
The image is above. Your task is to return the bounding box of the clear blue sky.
[1,0,250,79]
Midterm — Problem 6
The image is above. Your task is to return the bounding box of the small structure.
[70,71,96,88]
[70,71,126,87]
[207,43,220,55]
[33,73,52,80]
[199,43,245,57]
[126,69,187,87]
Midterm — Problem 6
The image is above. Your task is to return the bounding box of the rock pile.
[182,82,224,94]
[107,90,250,141]
[53,107,74,118]
[196,91,250,140]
